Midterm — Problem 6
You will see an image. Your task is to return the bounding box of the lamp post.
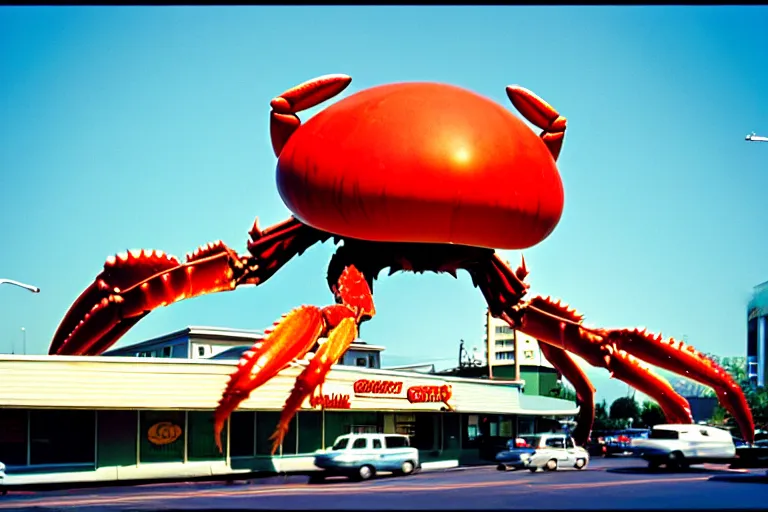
[21,327,26,355]
[746,132,768,143]
[0,279,40,293]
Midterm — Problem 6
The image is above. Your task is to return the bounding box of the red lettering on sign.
[310,394,351,409]
[407,385,453,404]
[353,379,404,395]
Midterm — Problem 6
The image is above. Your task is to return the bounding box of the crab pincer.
[213,265,375,453]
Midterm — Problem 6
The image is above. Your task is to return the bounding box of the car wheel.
[497,464,507,471]
[574,458,587,470]
[545,459,558,471]
[400,461,415,476]
[667,451,686,471]
[529,467,539,472]
[356,464,375,481]
[648,460,661,470]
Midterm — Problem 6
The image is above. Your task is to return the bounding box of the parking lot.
[1,457,768,511]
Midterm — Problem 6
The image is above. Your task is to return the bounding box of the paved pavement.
[1,458,768,511]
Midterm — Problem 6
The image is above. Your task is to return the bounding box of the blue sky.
[1,6,767,405]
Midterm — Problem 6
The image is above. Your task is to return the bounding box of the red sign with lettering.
[310,393,351,409]
[407,385,453,405]
[353,379,404,396]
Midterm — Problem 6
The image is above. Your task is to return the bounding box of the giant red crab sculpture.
[49,75,755,452]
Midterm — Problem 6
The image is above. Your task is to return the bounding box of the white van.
[631,424,736,469]
[313,433,420,481]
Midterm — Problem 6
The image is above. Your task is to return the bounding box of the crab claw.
[50,244,242,356]
[506,85,567,160]
[213,265,375,454]
[269,316,359,454]
[213,306,325,453]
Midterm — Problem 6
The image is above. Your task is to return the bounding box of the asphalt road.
[2,458,768,511]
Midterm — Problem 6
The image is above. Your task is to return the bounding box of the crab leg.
[536,341,596,446]
[49,217,328,356]
[506,85,567,160]
[602,328,754,442]
[213,265,375,453]
[270,74,352,156]
[269,315,359,454]
[513,296,754,442]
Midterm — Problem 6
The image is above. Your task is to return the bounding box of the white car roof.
[336,433,407,438]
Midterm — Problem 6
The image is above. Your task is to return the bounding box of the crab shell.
[275,82,564,251]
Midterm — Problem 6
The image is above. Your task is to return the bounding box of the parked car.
[495,433,589,472]
[603,428,650,456]
[630,424,736,470]
[313,433,419,481]
[732,436,748,448]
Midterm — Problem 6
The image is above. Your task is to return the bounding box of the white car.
[496,433,590,472]
[313,433,420,481]
[631,424,736,470]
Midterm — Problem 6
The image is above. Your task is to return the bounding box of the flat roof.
[0,354,578,416]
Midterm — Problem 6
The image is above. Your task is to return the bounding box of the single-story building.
[0,354,578,488]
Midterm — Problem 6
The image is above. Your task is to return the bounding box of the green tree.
[610,396,640,428]
[639,401,665,428]
[548,381,577,402]
[707,355,768,434]
[593,399,620,431]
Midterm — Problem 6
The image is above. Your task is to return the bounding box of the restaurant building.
[0,353,577,488]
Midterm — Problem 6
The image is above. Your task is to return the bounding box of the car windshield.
[332,437,350,450]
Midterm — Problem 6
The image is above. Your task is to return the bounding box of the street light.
[746,132,768,142]
[21,327,26,355]
[0,279,40,293]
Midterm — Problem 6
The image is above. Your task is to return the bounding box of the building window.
[394,414,416,438]
[748,317,758,358]
[30,410,95,465]
[256,412,296,455]
[524,350,535,359]
[198,346,207,357]
[518,416,535,436]
[230,411,255,457]
[499,418,514,438]
[495,352,515,361]
[139,410,185,464]
[162,346,172,358]
[443,413,461,450]
[462,414,480,449]
[495,325,513,335]
[298,412,323,453]
[187,412,224,461]
[349,424,379,434]
[323,412,381,448]
[368,354,376,368]
[0,409,28,466]
[356,357,367,367]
